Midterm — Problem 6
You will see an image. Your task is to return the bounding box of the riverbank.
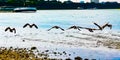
[0,9,119,13]
[0,47,85,60]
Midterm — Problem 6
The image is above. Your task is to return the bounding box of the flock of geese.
[4,22,112,34]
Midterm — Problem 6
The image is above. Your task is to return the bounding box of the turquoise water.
[0,9,120,31]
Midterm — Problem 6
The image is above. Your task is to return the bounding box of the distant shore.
[0,9,119,13]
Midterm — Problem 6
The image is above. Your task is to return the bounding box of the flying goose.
[47,26,64,31]
[93,22,112,30]
[5,27,16,33]
[23,23,38,29]
[67,25,82,31]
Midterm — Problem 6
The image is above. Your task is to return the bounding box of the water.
[0,9,120,60]
[0,9,120,31]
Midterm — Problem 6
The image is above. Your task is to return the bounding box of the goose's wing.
[101,23,109,29]
[5,27,10,32]
[67,27,72,29]
[32,24,38,29]
[47,27,53,31]
[23,23,30,28]
[93,22,102,30]
[77,28,81,31]
[53,26,60,29]
[47,26,57,31]
[59,27,65,31]
[67,26,76,29]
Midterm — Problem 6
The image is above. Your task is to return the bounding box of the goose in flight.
[5,27,16,33]
[93,22,112,30]
[67,25,83,31]
[47,26,64,31]
[23,23,30,28]
[81,27,99,32]
[23,23,38,29]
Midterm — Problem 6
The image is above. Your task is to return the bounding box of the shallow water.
[0,9,120,31]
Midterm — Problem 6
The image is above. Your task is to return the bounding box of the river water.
[0,9,120,31]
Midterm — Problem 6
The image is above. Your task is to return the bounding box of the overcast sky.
[62,0,120,3]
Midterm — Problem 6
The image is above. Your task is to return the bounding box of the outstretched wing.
[67,26,73,29]
[93,22,102,30]
[101,22,109,29]
[47,26,57,31]
[47,26,64,31]
[67,26,78,30]
[32,24,38,29]
[47,27,53,31]
[12,28,16,33]
[5,27,11,32]
[77,28,81,31]
[23,23,30,28]
[59,27,65,31]
[67,26,83,31]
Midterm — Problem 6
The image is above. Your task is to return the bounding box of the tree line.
[0,0,120,9]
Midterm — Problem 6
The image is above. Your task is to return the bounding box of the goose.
[67,25,82,31]
[102,23,112,30]
[23,23,38,29]
[93,22,112,30]
[5,27,16,33]
[47,26,64,31]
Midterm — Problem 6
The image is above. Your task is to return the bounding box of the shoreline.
[0,9,119,13]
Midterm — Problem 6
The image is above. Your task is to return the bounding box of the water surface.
[0,9,120,31]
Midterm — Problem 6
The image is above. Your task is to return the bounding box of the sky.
[62,0,120,3]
